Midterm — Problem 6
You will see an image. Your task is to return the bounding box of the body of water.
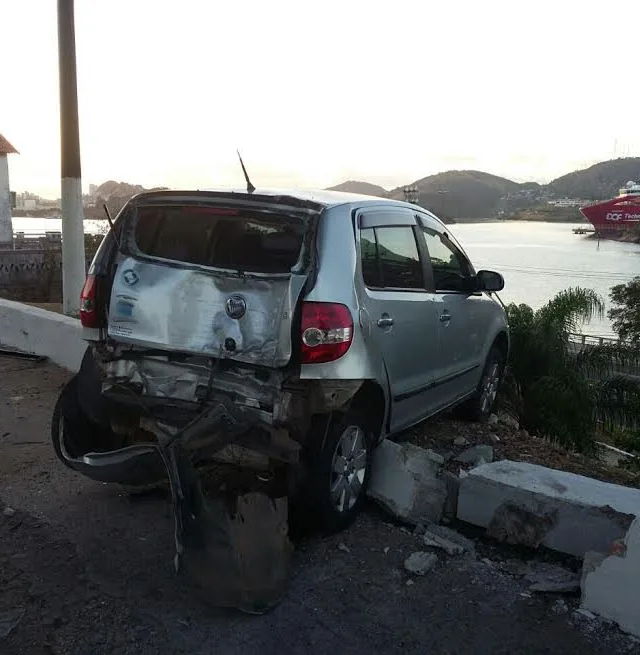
[12,217,640,338]
[452,221,640,338]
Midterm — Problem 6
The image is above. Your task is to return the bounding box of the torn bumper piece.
[158,404,294,614]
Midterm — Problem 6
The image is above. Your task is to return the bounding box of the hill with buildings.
[327,158,640,220]
[547,158,640,201]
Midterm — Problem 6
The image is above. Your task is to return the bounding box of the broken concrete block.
[457,460,639,557]
[404,552,438,575]
[368,440,447,525]
[581,517,640,638]
[453,437,469,447]
[455,445,494,466]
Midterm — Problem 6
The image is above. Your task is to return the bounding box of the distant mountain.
[326,181,388,197]
[388,170,520,220]
[86,181,169,219]
[547,157,640,201]
[95,180,147,200]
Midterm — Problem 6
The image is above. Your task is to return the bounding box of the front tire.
[457,345,506,422]
[305,409,373,534]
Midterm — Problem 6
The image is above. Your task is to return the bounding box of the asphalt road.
[0,356,638,655]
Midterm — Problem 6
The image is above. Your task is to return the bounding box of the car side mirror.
[476,270,504,292]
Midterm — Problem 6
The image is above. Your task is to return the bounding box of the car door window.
[360,226,424,290]
[420,229,471,292]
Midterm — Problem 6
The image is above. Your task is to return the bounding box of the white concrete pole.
[58,0,86,316]
[0,154,12,246]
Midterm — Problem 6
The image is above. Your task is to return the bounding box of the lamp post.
[58,0,86,315]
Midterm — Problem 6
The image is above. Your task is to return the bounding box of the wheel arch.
[348,379,388,443]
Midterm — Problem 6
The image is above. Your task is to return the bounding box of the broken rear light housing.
[300,302,353,364]
[80,274,104,328]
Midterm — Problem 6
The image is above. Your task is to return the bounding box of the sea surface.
[12,217,640,338]
[452,221,639,338]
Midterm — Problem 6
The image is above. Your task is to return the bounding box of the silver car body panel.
[108,256,307,368]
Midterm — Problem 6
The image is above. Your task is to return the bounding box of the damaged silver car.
[51,188,508,606]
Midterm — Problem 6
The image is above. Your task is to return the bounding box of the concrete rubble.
[404,552,438,576]
[368,440,448,524]
[422,524,476,555]
[455,445,494,467]
[369,438,640,639]
[457,460,640,557]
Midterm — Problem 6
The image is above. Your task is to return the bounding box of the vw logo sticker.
[225,295,247,319]
[123,269,139,286]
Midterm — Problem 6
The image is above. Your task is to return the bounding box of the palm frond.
[536,288,605,335]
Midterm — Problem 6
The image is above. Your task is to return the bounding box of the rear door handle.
[439,311,451,322]
[377,315,394,328]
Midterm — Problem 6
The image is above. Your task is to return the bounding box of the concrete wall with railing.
[0,298,85,371]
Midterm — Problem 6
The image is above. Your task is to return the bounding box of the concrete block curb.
[0,298,85,371]
[457,460,640,557]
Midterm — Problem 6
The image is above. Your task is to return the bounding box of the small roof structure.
[0,133,18,155]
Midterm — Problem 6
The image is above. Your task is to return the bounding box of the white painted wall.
[0,298,86,371]
[0,154,12,244]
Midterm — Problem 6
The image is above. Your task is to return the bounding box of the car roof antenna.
[237,150,255,194]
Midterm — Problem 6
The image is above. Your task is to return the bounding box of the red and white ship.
[580,181,640,236]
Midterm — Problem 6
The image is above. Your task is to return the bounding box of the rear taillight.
[300,302,353,364]
[80,275,101,328]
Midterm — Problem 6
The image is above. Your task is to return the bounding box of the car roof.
[132,187,419,211]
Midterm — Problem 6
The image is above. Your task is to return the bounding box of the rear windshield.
[133,205,305,273]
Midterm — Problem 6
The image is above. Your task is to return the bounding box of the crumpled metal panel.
[107,257,306,367]
[102,356,279,410]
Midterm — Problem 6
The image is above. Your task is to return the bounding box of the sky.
[1,0,639,199]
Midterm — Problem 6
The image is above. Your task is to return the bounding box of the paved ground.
[1,356,639,655]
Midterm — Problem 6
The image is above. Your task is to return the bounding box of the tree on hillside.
[500,288,640,452]
[609,277,640,345]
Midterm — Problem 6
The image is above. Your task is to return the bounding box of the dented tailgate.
[107,195,318,368]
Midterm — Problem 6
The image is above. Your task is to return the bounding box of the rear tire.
[457,345,505,422]
[304,409,373,534]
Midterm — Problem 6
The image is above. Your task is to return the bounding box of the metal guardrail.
[568,332,619,347]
